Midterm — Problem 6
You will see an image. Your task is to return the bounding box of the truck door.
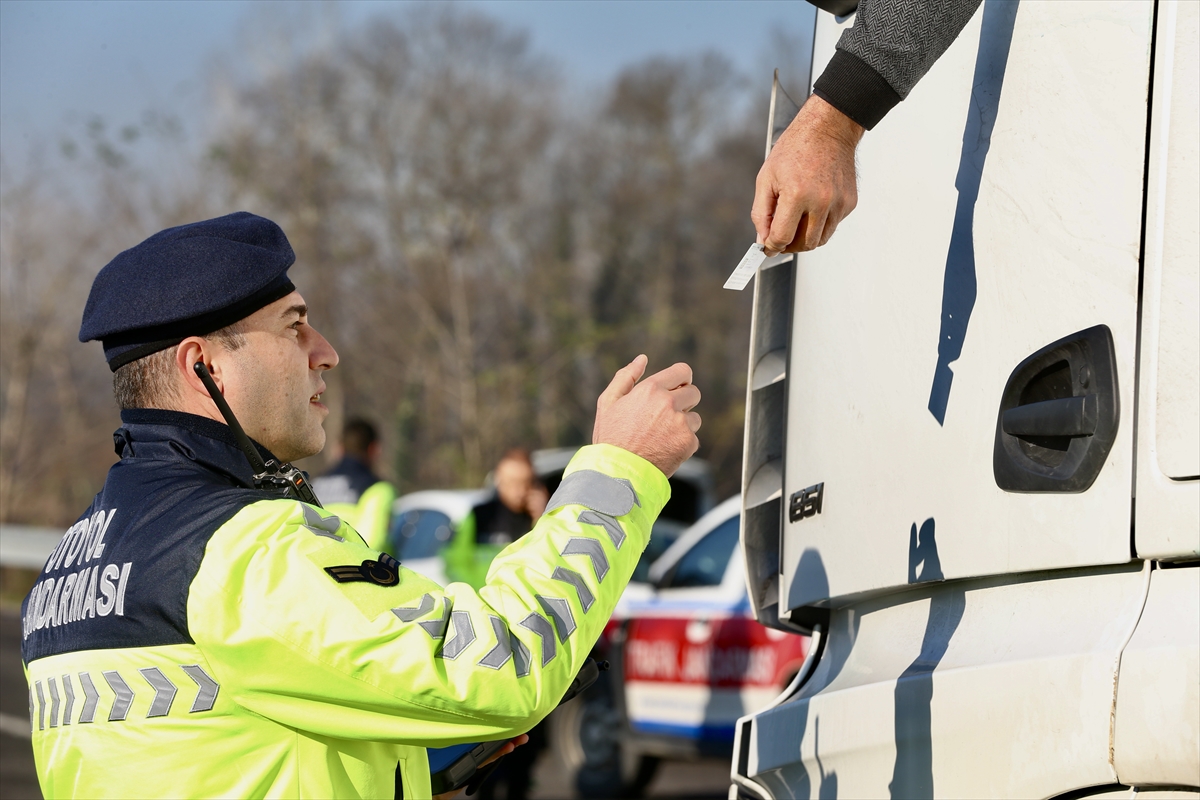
[741,1,1157,620]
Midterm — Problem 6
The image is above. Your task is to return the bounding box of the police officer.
[21,212,702,798]
[313,418,397,552]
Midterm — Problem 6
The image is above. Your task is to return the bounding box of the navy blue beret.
[80,212,296,371]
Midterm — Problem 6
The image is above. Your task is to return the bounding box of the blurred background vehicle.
[550,496,809,798]
[388,488,489,586]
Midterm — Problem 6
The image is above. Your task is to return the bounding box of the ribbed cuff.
[813,49,902,131]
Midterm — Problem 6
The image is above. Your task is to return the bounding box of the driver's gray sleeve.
[812,0,984,130]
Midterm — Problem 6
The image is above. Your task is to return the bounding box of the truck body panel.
[734,2,1199,797]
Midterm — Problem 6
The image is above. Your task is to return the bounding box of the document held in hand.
[724,243,768,291]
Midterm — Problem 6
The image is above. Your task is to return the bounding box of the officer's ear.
[176,337,223,402]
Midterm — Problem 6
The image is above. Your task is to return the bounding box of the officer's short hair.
[112,322,248,410]
[342,418,379,458]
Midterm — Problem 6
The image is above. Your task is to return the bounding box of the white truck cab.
[733,1,1199,797]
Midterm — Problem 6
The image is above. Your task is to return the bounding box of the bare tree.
[2,3,770,525]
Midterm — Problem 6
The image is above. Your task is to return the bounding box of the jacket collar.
[115,409,281,489]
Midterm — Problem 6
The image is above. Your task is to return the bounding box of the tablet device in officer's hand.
[427,659,604,796]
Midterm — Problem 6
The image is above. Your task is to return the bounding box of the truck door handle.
[993,325,1119,493]
[1002,394,1097,438]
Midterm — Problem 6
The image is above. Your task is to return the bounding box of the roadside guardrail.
[0,526,62,570]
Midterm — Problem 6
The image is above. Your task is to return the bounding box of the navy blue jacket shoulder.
[20,410,277,664]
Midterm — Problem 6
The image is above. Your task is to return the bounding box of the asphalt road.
[1,609,40,800]
[0,607,728,800]
[531,754,732,800]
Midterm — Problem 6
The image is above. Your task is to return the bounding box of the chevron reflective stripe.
[48,678,60,728]
[439,611,477,660]
[561,538,609,582]
[392,593,435,622]
[103,671,134,722]
[78,672,99,723]
[418,597,452,639]
[180,665,219,713]
[35,681,46,731]
[578,510,625,549]
[519,613,557,667]
[512,633,532,677]
[551,567,594,612]
[28,686,35,733]
[301,505,343,541]
[61,674,75,726]
[477,617,534,676]
[478,616,512,670]
[545,470,639,517]
[536,596,576,643]
[139,668,177,717]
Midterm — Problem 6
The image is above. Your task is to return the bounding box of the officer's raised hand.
[592,355,701,477]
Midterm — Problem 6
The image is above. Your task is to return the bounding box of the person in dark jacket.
[312,417,397,551]
[313,418,385,504]
[444,448,550,590]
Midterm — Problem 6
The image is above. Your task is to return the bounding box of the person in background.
[313,417,396,551]
[444,448,549,590]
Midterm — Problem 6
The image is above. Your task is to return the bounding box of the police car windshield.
[660,516,739,589]
[389,510,455,559]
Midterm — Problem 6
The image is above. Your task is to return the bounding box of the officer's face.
[218,291,339,462]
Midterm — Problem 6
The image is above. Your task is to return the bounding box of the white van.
[733,2,1199,798]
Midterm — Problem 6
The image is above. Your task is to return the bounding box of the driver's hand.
[751,94,865,254]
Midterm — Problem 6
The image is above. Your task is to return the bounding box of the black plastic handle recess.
[1002,394,1098,438]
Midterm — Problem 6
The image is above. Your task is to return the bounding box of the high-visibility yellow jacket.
[21,410,668,799]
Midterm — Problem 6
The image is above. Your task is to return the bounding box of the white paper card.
[723,243,768,291]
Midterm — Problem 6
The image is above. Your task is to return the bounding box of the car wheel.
[549,693,660,798]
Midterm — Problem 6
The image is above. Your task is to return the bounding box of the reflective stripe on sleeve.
[438,612,476,660]
[417,597,451,639]
[551,567,594,612]
[536,596,576,643]
[391,593,435,622]
[544,470,640,517]
[519,614,557,667]
[577,510,626,549]
[561,538,609,582]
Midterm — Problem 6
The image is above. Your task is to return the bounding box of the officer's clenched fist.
[593,355,701,478]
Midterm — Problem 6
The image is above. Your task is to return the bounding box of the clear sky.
[0,0,817,175]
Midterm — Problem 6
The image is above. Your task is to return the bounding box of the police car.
[550,496,810,798]
[387,488,487,586]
